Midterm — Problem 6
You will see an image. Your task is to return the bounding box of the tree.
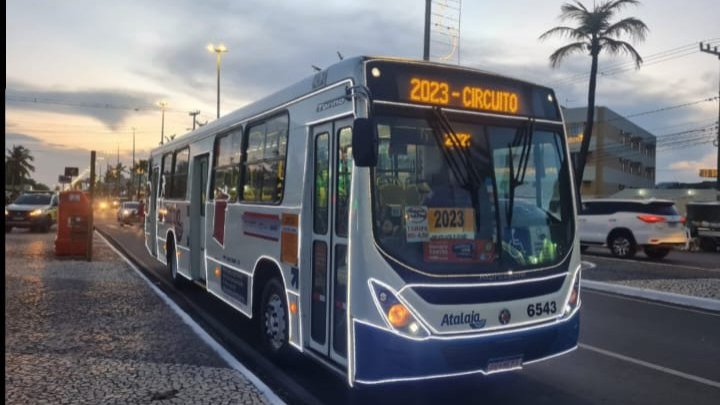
[540,0,648,194]
[5,145,35,195]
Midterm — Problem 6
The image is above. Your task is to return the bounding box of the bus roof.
[150,56,556,156]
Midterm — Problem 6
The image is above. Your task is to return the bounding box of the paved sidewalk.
[5,230,272,404]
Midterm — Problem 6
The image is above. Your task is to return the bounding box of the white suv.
[578,199,687,260]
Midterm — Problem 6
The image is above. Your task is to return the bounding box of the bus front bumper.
[353,309,579,384]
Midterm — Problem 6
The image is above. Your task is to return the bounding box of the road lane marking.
[583,287,720,317]
[95,231,287,405]
[583,253,720,273]
[579,343,720,389]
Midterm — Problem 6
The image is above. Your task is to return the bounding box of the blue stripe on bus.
[354,310,579,383]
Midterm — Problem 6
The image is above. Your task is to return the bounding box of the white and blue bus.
[145,56,581,386]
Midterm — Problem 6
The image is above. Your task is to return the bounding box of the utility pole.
[423,0,431,60]
[189,110,201,130]
[700,42,720,191]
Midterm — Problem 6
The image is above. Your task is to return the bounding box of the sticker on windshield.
[428,207,476,240]
[423,239,495,263]
[405,206,429,243]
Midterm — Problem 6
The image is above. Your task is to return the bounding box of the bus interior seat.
[379,184,405,207]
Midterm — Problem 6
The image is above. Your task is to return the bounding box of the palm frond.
[539,26,589,41]
[559,1,589,22]
[602,17,648,41]
[599,37,644,68]
[548,42,588,68]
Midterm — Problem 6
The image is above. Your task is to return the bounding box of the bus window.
[314,133,330,234]
[211,129,242,202]
[335,127,353,237]
[241,114,289,203]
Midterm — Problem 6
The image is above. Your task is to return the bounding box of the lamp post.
[131,127,136,198]
[158,100,168,145]
[207,43,228,119]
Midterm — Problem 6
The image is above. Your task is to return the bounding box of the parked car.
[578,199,686,260]
[685,201,720,252]
[117,201,140,226]
[5,192,58,233]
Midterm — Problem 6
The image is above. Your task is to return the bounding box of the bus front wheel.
[259,277,290,356]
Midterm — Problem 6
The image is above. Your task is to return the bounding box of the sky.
[5,0,720,188]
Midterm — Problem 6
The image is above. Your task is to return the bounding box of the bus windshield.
[371,112,574,275]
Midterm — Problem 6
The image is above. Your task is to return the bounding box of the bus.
[145,56,581,386]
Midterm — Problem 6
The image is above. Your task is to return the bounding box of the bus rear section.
[343,59,581,385]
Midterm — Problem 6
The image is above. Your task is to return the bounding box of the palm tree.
[540,0,648,194]
[5,145,35,195]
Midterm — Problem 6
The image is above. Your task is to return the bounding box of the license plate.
[487,356,523,373]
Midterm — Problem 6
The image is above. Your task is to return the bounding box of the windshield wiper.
[426,107,482,190]
[505,118,535,226]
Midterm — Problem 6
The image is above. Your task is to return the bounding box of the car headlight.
[122,209,130,216]
[29,209,44,216]
[4,209,8,216]
[369,280,429,338]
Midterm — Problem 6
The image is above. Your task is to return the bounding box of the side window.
[161,152,173,198]
[335,127,353,237]
[211,129,242,202]
[241,114,289,203]
[314,133,329,234]
[170,148,189,200]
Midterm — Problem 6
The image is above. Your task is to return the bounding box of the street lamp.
[207,43,228,119]
[157,100,168,145]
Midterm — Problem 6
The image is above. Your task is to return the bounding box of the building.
[563,106,656,198]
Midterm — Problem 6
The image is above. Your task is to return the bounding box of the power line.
[548,38,720,87]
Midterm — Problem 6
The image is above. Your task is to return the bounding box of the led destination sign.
[409,78,520,114]
[366,60,561,120]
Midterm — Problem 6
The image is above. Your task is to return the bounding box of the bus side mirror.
[352,118,378,167]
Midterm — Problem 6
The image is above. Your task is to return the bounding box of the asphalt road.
[93,214,720,405]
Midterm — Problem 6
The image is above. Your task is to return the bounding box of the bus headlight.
[369,280,429,338]
[564,267,581,316]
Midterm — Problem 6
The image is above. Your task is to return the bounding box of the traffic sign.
[65,167,79,177]
[58,175,72,183]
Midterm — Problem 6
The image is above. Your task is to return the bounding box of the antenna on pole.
[337,51,344,60]
[189,110,201,131]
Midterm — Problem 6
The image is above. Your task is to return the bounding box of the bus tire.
[167,238,187,288]
[259,277,290,356]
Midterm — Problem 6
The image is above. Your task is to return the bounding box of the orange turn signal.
[289,302,298,314]
[214,267,221,278]
[387,303,411,328]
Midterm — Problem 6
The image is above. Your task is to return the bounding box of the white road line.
[583,289,720,317]
[584,254,720,273]
[579,343,720,389]
[95,231,286,405]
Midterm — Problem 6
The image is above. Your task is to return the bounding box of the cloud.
[5,81,164,130]
[5,131,146,187]
[134,0,422,105]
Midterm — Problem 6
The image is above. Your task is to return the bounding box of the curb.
[581,260,720,312]
[582,279,720,313]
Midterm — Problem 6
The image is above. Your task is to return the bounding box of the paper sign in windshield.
[424,239,495,263]
[405,206,429,242]
[428,207,476,240]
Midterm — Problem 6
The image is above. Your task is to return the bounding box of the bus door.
[189,154,209,281]
[308,118,353,365]
[146,166,160,256]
